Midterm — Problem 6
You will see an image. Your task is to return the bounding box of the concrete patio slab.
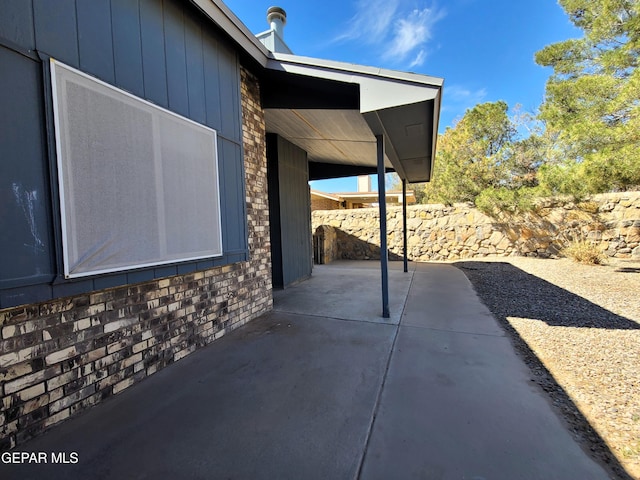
[400,263,504,336]
[360,266,606,479]
[1,311,396,480]
[273,261,414,325]
[0,261,612,480]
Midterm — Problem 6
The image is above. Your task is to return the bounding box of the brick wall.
[311,196,340,211]
[0,67,272,450]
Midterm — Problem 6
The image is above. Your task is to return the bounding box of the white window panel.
[51,59,223,278]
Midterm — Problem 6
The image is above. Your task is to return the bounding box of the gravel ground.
[454,256,640,480]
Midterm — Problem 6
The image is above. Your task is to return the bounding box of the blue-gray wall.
[268,134,312,288]
[0,0,248,308]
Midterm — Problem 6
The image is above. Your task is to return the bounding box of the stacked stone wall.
[313,225,338,264]
[312,192,640,262]
[0,67,272,450]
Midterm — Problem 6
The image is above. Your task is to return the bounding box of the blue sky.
[223,0,581,192]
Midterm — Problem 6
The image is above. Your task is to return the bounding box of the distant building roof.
[310,189,416,206]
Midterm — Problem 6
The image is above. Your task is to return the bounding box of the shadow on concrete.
[455,261,639,330]
[455,260,636,480]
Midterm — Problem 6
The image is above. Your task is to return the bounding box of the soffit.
[264,109,387,168]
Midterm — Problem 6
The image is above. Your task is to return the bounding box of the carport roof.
[190,0,444,183]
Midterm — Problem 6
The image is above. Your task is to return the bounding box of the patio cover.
[191,0,444,183]
[262,54,443,183]
[191,0,444,316]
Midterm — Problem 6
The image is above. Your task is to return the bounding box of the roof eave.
[189,0,271,67]
[189,0,444,184]
[264,54,443,183]
[269,52,444,88]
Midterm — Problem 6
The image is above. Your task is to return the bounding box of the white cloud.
[409,49,427,68]
[334,1,445,68]
[441,85,488,123]
[334,0,400,43]
[445,85,487,105]
[385,8,444,61]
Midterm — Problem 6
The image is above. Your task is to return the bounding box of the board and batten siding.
[0,0,248,308]
[268,134,313,288]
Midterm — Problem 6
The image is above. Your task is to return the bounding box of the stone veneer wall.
[312,192,640,262]
[313,225,339,264]
[0,67,272,450]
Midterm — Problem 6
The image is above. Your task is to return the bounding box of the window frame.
[50,58,224,279]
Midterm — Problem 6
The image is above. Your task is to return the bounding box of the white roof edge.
[267,53,443,113]
[310,190,342,201]
[431,82,444,177]
[189,0,271,67]
[338,191,415,198]
[188,1,445,107]
[190,0,442,181]
[269,52,444,88]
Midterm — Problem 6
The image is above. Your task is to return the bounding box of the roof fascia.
[188,2,444,112]
[310,190,342,201]
[187,3,443,115]
[270,53,443,87]
[189,1,443,184]
[268,53,443,113]
[430,83,444,178]
[189,0,271,67]
[338,192,415,199]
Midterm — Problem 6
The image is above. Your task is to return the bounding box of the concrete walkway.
[1,262,610,479]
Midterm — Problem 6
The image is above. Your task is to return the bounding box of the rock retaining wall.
[311,192,640,262]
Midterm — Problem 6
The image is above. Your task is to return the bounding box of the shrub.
[475,186,538,215]
[561,240,607,265]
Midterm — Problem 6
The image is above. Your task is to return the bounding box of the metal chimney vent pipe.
[267,6,287,38]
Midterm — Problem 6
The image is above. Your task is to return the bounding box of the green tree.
[386,173,431,204]
[535,0,640,193]
[421,101,515,204]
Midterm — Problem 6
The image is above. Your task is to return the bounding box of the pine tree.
[422,101,515,204]
[535,0,640,192]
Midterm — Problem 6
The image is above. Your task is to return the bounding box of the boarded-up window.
[51,59,222,278]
